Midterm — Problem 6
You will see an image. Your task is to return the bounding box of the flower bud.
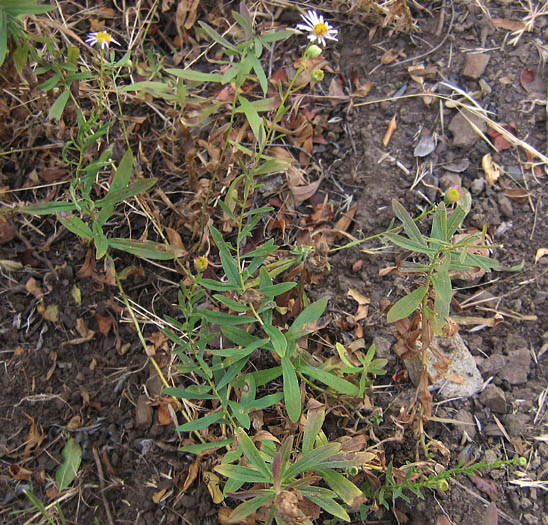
[306,44,322,58]
[194,256,208,273]
[311,69,324,82]
[445,187,461,204]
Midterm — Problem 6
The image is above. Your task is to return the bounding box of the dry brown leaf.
[535,248,548,264]
[0,215,14,244]
[66,415,82,430]
[287,167,322,203]
[45,351,57,380]
[383,115,397,147]
[482,153,501,186]
[152,488,167,504]
[176,0,200,30]
[157,402,172,425]
[503,187,529,202]
[468,473,500,501]
[491,18,526,31]
[381,49,398,65]
[355,304,369,322]
[379,265,397,276]
[353,81,373,97]
[327,76,346,105]
[165,227,187,253]
[446,373,464,384]
[180,458,200,492]
[95,313,113,337]
[25,277,43,300]
[334,203,358,233]
[203,471,224,503]
[347,288,370,305]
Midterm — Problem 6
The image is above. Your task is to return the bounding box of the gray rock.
[462,53,491,79]
[439,173,462,192]
[470,177,485,195]
[498,194,513,218]
[504,413,529,437]
[455,408,477,439]
[499,348,531,384]
[448,109,488,148]
[403,333,483,399]
[479,384,507,413]
[372,335,393,360]
[478,353,506,375]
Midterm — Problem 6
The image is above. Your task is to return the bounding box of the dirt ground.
[1,1,548,524]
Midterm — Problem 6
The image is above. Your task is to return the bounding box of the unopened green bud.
[311,69,324,82]
[435,479,449,492]
[306,45,322,58]
[516,457,527,467]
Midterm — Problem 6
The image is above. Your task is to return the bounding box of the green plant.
[215,406,374,524]
[14,438,82,525]
[0,0,55,68]
[383,191,504,333]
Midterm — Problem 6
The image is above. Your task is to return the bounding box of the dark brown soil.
[1,1,548,524]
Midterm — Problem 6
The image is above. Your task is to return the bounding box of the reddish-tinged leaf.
[95,313,113,336]
[0,216,14,244]
[271,68,288,84]
[468,473,500,501]
[520,68,535,91]
[484,502,499,525]
[491,18,525,31]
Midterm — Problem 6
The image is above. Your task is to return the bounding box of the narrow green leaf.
[392,199,428,249]
[282,356,301,423]
[216,357,248,391]
[210,225,241,289]
[214,464,270,483]
[446,206,467,239]
[162,387,216,400]
[238,95,264,145]
[261,29,294,43]
[17,201,76,215]
[231,366,282,388]
[176,411,224,432]
[386,285,428,323]
[287,298,328,338]
[298,365,359,396]
[237,428,272,481]
[248,52,268,95]
[263,323,287,357]
[95,178,157,207]
[179,438,233,454]
[55,438,82,491]
[302,405,325,454]
[108,238,185,260]
[48,89,70,121]
[301,491,350,522]
[198,309,256,325]
[319,469,364,507]
[431,202,448,243]
[384,233,436,256]
[200,278,240,292]
[57,215,93,240]
[111,149,133,191]
[227,494,274,523]
[213,294,248,313]
[432,257,452,329]
[198,21,239,52]
[244,392,283,411]
[260,282,297,297]
[166,67,224,83]
[284,443,340,480]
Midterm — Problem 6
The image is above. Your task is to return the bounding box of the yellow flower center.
[96,31,113,44]
[312,22,328,37]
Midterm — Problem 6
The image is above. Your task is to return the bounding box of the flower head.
[296,10,338,47]
[85,31,120,50]
[194,256,209,273]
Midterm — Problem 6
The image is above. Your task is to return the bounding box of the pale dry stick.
[92,444,115,525]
